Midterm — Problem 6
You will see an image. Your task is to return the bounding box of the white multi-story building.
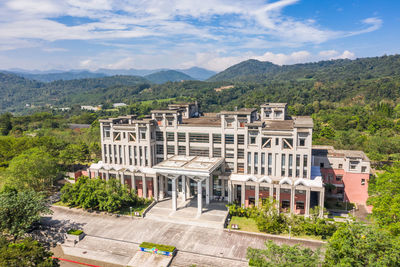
[89,102,325,216]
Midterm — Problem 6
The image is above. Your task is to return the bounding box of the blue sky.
[0,0,398,71]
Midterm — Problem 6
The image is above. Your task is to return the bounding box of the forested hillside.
[144,70,195,84]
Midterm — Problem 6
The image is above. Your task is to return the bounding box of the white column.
[159,176,165,199]
[95,170,99,178]
[121,173,125,185]
[228,180,232,203]
[153,176,158,201]
[276,185,280,210]
[172,178,177,211]
[182,176,186,202]
[209,175,214,200]
[233,183,237,202]
[290,186,295,214]
[197,180,202,216]
[319,189,325,217]
[106,171,110,181]
[133,176,136,192]
[206,176,210,205]
[142,176,147,198]
[186,177,190,199]
[241,182,245,207]
[269,185,274,202]
[305,188,310,216]
[88,169,92,179]
[255,183,260,207]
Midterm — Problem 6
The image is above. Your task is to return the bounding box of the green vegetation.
[368,165,400,235]
[139,242,176,253]
[0,237,58,266]
[60,176,151,213]
[67,229,83,235]
[228,216,260,232]
[247,240,321,267]
[0,187,52,239]
[144,70,194,84]
[227,202,338,239]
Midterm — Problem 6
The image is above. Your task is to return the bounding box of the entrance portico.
[153,155,224,217]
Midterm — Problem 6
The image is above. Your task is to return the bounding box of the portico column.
[153,176,158,201]
[133,176,137,192]
[241,182,245,207]
[106,171,110,181]
[88,169,92,179]
[305,188,310,216]
[121,173,125,185]
[186,177,190,199]
[319,189,325,217]
[142,176,147,198]
[269,185,274,202]
[182,176,187,202]
[290,186,295,214]
[206,176,210,205]
[209,175,213,200]
[159,176,165,199]
[255,183,260,207]
[228,180,232,203]
[197,180,202,216]
[172,178,177,211]
[233,183,237,202]
[96,170,99,178]
[276,185,280,210]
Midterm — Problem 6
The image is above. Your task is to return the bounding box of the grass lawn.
[228,216,260,233]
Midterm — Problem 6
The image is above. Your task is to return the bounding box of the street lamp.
[289,225,292,239]
[130,207,132,219]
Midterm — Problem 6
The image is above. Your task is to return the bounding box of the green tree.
[0,113,12,136]
[324,223,400,266]
[0,237,58,266]
[0,187,52,239]
[368,166,400,235]
[5,147,59,191]
[247,240,321,267]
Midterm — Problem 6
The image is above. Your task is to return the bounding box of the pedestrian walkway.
[145,197,228,229]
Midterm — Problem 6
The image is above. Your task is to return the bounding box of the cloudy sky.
[0,0,398,71]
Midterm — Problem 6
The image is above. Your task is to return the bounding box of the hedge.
[67,229,83,235]
[139,242,176,252]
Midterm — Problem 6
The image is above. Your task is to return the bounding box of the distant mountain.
[207,59,280,82]
[208,55,400,82]
[178,67,216,80]
[0,73,149,112]
[16,71,107,82]
[144,70,195,84]
[95,68,165,77]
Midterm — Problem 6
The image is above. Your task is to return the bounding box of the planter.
[67,229,85,242]
[139,242,176,257]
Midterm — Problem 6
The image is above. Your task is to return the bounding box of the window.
[167,119,173,126]
[225,148,234,158]
[320,162,324,168]
[298,133,308,147]
[226,118,234,128]
[350,161,358,170]
[178,132,186,142]
[128,132,136,142]
[250,136,256,144]
[268,153,272,175]
[328,174,333,181]
[254,152,258,174]
[303,155,308,177]
[337,187,344,194]
[261,153,265,175]
[237,163,244,173]
[288,154,293,177]
[361,166,367,173]
[299,138,305,146]
[156,145,164,155]
[225,162,234,173]
[213,147,221,157]
[283,138,293,149]
[296,154,300,177]
[336,175,343,182]
[178,146,186,155]
[140,132,146,140]
[361,179,366,185]
[281,200,290,209]
[113,132,121,141]
[237,149,244,159]
[281,154,286,176]
[189,133,209,143]
[296,201,304,210]
[103,127,111,138]
[338,163,343,169]
[238,135,245,145]
[213,134,221,144]
[225,134,234,144]
[247,152,251,173]
[189,147,209,156]
[119,145,122,164]
[275,138,279,146]
[166,132,175,141]
[156,131,163,141]
[261,137,271,148]
[167,145,175,155]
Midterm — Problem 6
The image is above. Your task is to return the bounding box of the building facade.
[89,102,329,217]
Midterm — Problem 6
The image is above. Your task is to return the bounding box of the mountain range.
[4,66,216,83]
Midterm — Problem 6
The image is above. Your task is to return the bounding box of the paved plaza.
[40,206,324,266]
[145,197,228,229]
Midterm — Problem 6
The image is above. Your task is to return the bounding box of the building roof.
[181,116,221,126]
[153,155,224,179]
[220,108,257,115]
[312,145,370,161]
[263,119,294,130]
[260,103,287,108]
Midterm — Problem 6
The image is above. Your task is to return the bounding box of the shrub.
[139,242,176,252]
[67,229,83,235]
